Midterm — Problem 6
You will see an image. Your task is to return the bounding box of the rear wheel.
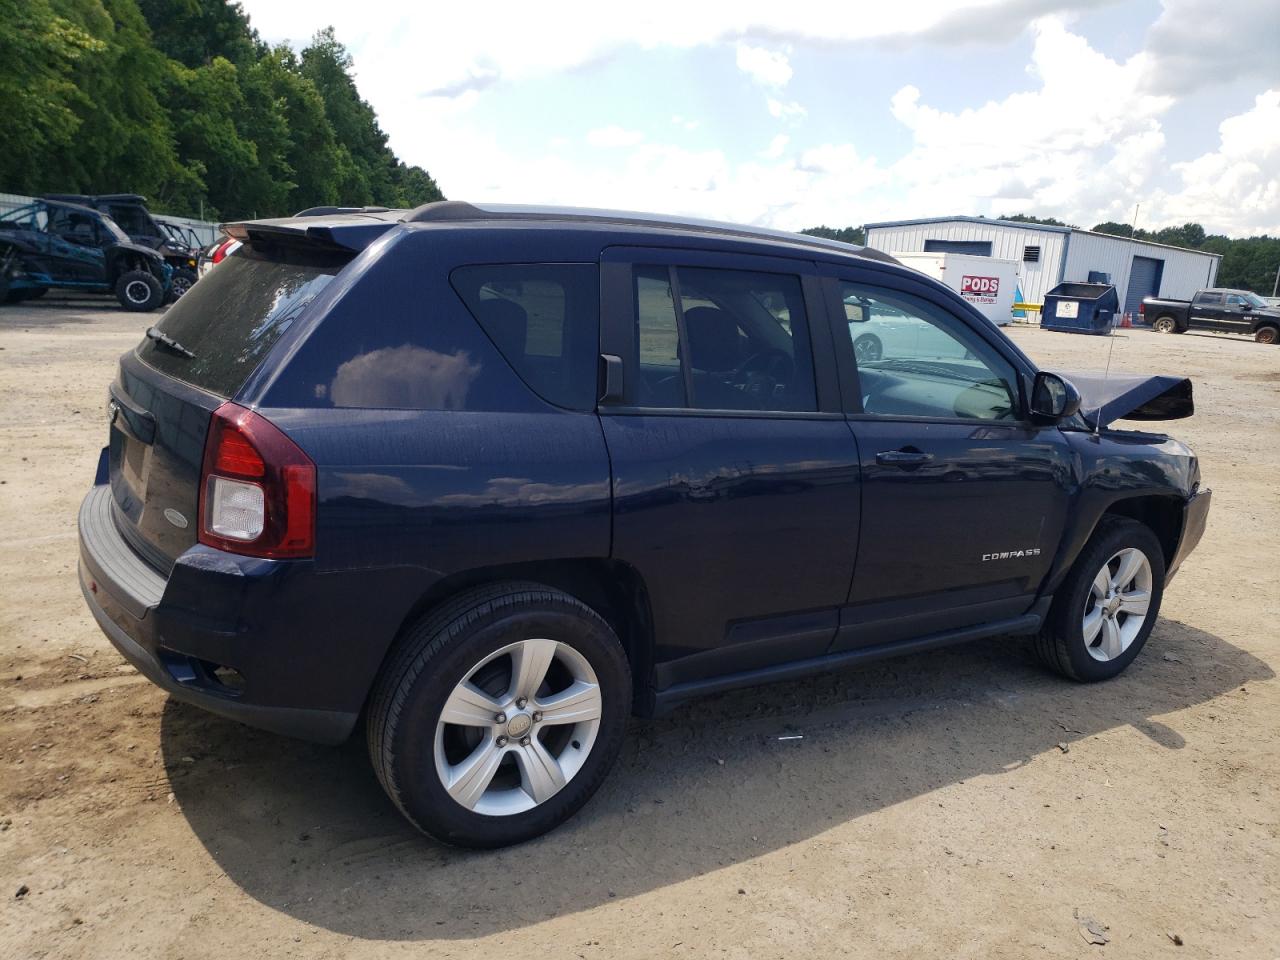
[1034,517,1165,682]
[1152,315,1178,334]
[115,270,164,312]
[366,582,631,848]
[1256,324,1279,345]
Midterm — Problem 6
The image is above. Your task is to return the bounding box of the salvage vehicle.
[0,198,170,310]
[1143,288,1280,343]
[45,194,199,300]
[78,202,1211,847]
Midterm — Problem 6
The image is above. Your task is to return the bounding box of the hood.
[1061,371,1194,429]
[112,240,165,261]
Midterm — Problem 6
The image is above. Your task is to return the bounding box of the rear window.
[138,248,344,397]
[450,263,599,410]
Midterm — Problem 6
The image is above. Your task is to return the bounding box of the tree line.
[806,216,1278,296]
[0,0,444,222]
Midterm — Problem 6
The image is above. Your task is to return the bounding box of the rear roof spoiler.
[222,214,402,253]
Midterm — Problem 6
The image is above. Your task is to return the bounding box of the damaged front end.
[1061,372,1195,430]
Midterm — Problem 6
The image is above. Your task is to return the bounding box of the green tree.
[802,225,865,245]
[999,213,1076,228]
[135,0,260,68]
[0,0,106,191]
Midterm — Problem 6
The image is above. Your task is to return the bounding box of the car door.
[598,247,861,691]
[1221,294,1258,335]
[1189,292,1225,330]
[46,207,105,282]
[822,265,1077,651]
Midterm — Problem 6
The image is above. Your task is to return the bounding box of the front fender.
[1040,429,1198,596]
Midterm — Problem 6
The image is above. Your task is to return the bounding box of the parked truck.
[1142,288,1280,344]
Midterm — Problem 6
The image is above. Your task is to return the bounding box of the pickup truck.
[1142,288,1280,344]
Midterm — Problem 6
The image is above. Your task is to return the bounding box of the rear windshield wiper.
[145,326,195,359]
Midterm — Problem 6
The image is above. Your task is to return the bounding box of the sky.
[239,0,1280,236]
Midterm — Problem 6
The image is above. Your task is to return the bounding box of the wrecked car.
[78,202,1210,847]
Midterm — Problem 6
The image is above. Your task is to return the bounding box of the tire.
[1034,517,1166,682]
[1152,315,1177,334]
[114,270,164,312]
[366,582,631,848]
[167,267,196,303]
[1255,324,1279,345]
[853,332,883,363]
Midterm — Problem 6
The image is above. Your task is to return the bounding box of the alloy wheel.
[434,638,603,816]
[1082,547,1152,662]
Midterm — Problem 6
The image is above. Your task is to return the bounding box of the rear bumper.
[78,485,357,743]
[1168,486,1211,580]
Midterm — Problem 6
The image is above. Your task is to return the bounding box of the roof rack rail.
[294,205,392,217]
[401,201,897,263]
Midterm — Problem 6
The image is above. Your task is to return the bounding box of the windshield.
[1244,292,1269,308]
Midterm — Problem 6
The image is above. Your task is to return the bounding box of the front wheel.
[1152,315,1178,334]
[853,332,883,363]
[366,582,631,848]
[115,270,164,312]
[1256,324,1279,345]
[1034,517,1166,682]
[167,267,196,302]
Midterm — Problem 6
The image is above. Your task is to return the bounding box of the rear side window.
[138,247,344,397]
[1195,292,1222,306]
[450,264,599,411]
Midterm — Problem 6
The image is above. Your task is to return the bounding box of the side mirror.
[1030,371,1081,422]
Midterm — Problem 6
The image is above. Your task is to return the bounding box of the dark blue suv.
[78,202,1209,846]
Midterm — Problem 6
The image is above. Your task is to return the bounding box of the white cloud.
[1147,90,1280,234]
[762,134,790,159]
[237,1,1280,236]
[736,44,792,88]
[766,97,808,121]
[1141,0,1280,95]
[585,125,646,148]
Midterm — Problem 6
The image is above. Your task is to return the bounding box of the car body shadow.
[162,618,1270,940]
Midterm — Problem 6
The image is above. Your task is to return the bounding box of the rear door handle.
[876,449,934,467]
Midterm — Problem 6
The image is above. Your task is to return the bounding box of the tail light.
[1138,301,1146,315]
[198,402,316,559]
[210,238,236,264]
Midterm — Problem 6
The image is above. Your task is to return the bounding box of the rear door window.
[450,264,599,411]
[137,247,345,397]
[628,265,818,413]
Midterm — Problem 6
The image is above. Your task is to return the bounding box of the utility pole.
[1272,260,1279,298]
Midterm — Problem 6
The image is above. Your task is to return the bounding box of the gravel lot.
[1,295,1276,959]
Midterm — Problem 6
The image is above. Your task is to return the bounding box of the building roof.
[864,215,1221,259]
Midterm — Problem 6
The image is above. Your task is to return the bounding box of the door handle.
[876,449,934,467]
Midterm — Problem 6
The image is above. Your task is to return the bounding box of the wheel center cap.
[1105,596,1122,616]
[506,713,532,738]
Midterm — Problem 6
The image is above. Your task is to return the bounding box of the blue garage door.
[1124,255,1164,316]
[924,239,992,256]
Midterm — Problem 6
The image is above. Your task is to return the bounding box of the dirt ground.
[0,295,1276,960]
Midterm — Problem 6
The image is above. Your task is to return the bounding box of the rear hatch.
[109,245,348,570]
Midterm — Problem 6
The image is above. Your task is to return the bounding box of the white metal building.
[864,216,1221,317]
